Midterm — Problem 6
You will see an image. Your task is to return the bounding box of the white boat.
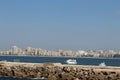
[99,62,106,66]
[66,59,77,65]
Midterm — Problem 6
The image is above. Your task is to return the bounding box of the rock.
[0,62,120,80]
[63,67,71,72]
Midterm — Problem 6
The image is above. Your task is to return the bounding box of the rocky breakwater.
[0,61,120,80]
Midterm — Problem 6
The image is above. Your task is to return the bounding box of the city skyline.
[0,45,120,52]
[0,0,120,50]
[0,45,119,58]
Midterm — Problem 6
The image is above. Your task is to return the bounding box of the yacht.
[99,62,106,66]
[66,59,77,65]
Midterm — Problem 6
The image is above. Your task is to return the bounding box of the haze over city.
[0,0,120,50]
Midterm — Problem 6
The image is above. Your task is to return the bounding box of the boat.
[99,62,106,66]
[66,59,77,65]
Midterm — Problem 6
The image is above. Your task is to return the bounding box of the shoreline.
[0,62,120,80]
[0,55,120,60]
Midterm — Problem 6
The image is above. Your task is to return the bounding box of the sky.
[0,0,120,50]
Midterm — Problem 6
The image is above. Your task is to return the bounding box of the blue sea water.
[0,77,46,80]
[0,56,120,66]
[0,56,120,80]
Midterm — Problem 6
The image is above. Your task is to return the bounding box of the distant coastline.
[0,46,120,59]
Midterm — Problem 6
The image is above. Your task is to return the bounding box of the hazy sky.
[0,0,120,50]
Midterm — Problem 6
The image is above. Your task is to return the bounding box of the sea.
[0,55,120,80]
